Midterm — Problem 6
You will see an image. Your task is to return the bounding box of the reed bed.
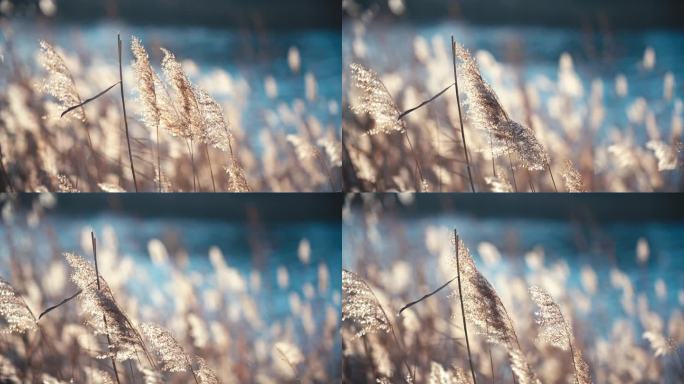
[342,16,682,192]
[0,28,341,192]
[0,195,340,383]
[341,195,683,383]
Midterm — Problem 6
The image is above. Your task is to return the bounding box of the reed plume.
[349,62,426,188]
[160,48,203,140]
[342,269,391,338]
[37,41,85,122]
[348,63,405,135]
[160,47,204,190]
[193,84,247,191]
[131,37,160,133]
[64,252,145,362]
[142,324,184,368]
[193,86,233,153]
[225,163,250,192]
[529,285,591,384]
[131,36,162,190]
[195,357,220,384]
[561,160,586,192]
[0,277,37,334]
[453,236,540,384]
[452,43,549,173]
[140,323,196,374]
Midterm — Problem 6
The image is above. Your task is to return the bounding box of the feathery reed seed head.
[452,236,540,384]
[453,43,548,170]
[529,285,591,384]
[562,160,585,192]
[0,278,36,334]
[38,41,85,121]
[65,252,143,361]
[131,36,160,129]
[342,269,391,338]
[140,322,192,372]
[349,63,406,135]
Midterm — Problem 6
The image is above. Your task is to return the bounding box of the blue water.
[0,213,342,354]
[4,21,342,150]
[344,22,684,143]
[343,209,684,337]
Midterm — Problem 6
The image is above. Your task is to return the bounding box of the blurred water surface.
[343,208,684,336]
[344,22,684,142]
[0,212,341,351]
[6,21,342,150]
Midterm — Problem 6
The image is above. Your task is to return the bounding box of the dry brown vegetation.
[0,29,341,192]
[0,196,340,383]
[341,196,683,383]
[343,26,682,192]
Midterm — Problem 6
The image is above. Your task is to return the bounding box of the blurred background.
[342,193,684,382]
[0,0,342,192]
[2,0,341,134]
[342,0,684,191]
[0,193,341,382]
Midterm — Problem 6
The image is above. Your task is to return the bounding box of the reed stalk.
[455,230,477,384]
[91,231,122,384]
[451,36,476,192]
[204,144,216,192]
[403,130,425,189]
[117,34,138,192]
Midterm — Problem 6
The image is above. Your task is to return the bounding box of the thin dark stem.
[92,231,121,384]
[547,162,558,192]
[487,322,495,384]
[564,323,580,384]
[399,275,457,315]
[61,81,119,118]
[451,36,476,192]
[189,364,200,384]
[403,130,425,189]
[118,34,138,192]
[455,231,478,384]
[204,144,217,192]
[527,169,536,192]
[397,82,454,120]
[186,140,197,192]
[507,148,518,192]
[38,288,83,320]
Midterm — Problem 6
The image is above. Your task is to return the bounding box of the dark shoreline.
[3,193,344,222]
[345,0,684,30]
[351,194,684,221]
[2,0,341,30]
